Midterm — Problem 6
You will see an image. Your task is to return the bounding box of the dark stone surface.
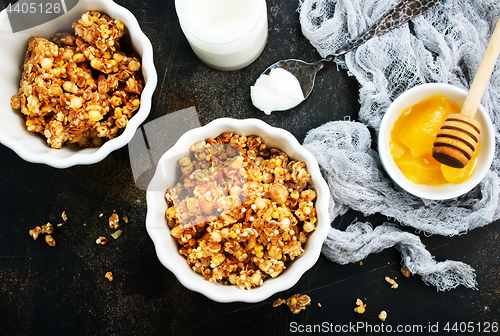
[0,0,498,335]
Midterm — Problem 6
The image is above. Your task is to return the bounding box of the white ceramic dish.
[146,118,330,303]
[0,0,157,168]
[378,83,495,200]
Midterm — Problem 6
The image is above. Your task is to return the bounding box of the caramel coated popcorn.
[10,11,143,149]
[165,132,318,290]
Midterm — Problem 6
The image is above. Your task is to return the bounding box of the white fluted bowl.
[146,118,330,303]
[0,0,157,168]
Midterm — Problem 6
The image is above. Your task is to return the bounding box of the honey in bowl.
[389,94,478,186]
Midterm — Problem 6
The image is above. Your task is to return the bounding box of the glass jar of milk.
[175,0,268,71]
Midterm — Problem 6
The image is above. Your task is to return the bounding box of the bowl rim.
[0,0,158,169]
[145,118,331,303]
[378,82,495,200]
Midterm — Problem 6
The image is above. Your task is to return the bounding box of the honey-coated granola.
[273,294,312,314]
[10,11,143,149]
[165,132,318,290]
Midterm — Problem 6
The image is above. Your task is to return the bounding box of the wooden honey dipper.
[432,17,500,169]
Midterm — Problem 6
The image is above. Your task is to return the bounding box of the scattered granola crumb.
[99,213,104,218]
[272,295,311,314]
[57,223,64,227]
[109,213,119,229]
[61,211,67,222]
[122,216,129,224]
[287,294,311,314]
[272,298,286,308]
[41,223,54,234]
[29,223,56,244]
[29,226,42,240]
[111,230,122,240]
[96,236,108,245]
[318,303,322,307]
[359,261,363,266]
[354,298,366,314]
[401,266,410,277]
[379,310,387,321]
[105,272,113,282]
[45,235,56,247]
[385,276,399,289]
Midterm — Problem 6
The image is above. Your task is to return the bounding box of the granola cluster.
[273,294,312,314]
[28,211,67,247]
[165,132,318,290]
[29,222,56,247]
[10,11,143,149]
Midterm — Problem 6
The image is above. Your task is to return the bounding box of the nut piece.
[96,236,108,245]
[29,226,42,240]
[109,213,119,229]
[379,310,388,321]
[401,266,411,277]
[41,223,54,234]
[105,271,114,282]
[385,276,399,289]
[354,298,366,314]
[45,235,56,247]
[111,230,122,240]
[272,298,286,308]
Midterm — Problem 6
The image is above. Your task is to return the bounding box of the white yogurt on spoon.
[250,67,305,115]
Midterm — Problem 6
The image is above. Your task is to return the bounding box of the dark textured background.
[0,0,498,335]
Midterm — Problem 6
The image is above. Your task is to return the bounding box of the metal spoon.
[262,0,439,100]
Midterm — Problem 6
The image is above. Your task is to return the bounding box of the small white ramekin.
[378,83,495,200]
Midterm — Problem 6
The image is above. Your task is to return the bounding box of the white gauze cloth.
[299,0,500,290]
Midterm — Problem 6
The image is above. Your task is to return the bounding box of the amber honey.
[389,94,478,185]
